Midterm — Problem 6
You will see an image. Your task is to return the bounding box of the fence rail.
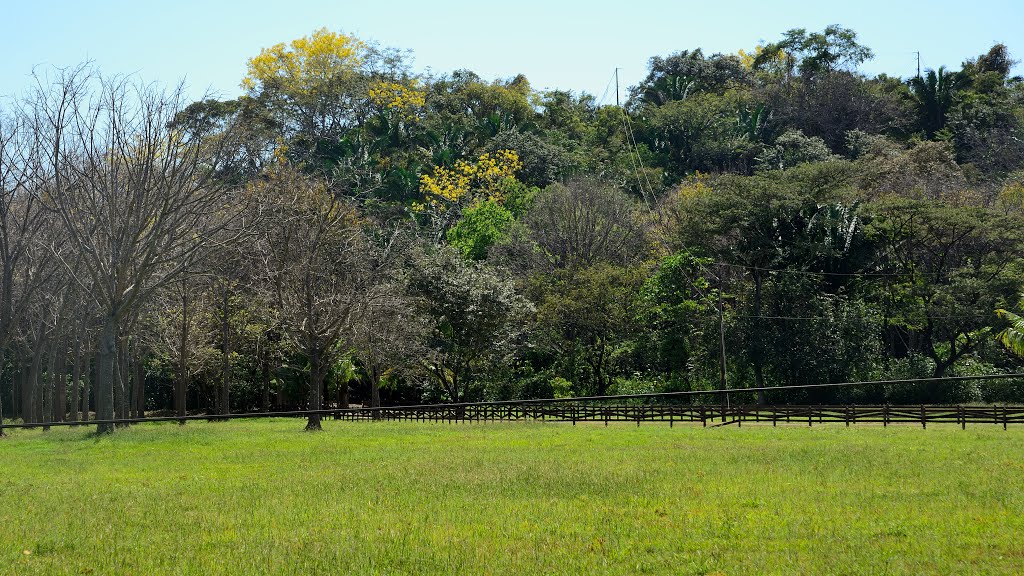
[4,373,1024,432]
[3,402,1024,431]
[329,403,1024,430]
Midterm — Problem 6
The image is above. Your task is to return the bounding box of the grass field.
[1,420,1022,575]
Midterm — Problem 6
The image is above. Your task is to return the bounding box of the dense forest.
[1,25,1023,433]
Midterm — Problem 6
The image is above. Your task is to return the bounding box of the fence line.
[3,403,1024,431]
[3,373,1024,431]
[325,403,1024,430]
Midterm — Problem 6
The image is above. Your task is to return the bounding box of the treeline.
[1,26,1023,433]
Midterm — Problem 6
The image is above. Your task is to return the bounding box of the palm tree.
[908,67,966,139]
[996,295,1024,356]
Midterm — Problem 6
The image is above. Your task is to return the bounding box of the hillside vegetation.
[1,26,1023,434]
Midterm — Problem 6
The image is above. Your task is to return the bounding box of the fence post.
[920,404,926,429]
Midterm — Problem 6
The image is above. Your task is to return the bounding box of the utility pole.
[914,51,921,79]
[717,263,729,404]
[615,68,620,108]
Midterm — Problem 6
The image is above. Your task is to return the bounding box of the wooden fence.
[5,373,1024,431]
[329,402,1024,429]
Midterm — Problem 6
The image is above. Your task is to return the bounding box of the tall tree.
[754,25,874,79]
[908,67,967,139]
[36,70,234,433]
[410,246,531,404]
[255,166,362,431]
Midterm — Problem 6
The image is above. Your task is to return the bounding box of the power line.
[712,261,966,280]
[596,70,616,107]
[622,107,658,211]
[732,313,990,321]
[617,110,651,211]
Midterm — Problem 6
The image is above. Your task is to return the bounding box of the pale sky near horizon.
[3,0,1022,104]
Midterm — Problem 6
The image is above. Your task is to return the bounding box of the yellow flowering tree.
[243,28,366,98]
[241,28,382,171]
[419,149,523,209]
[366,78,428,161]
[369,80,425,124]
[738,45,787,71]
[415,150,524,239]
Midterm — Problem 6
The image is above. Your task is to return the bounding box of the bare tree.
[348,230,424,410]
[255,167,362,431]
[145,276,216,422]
[0,101,62,435]
[33,68,235,433]
[497,179,650,273]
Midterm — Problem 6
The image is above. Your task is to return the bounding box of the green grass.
[1,420,1022,575]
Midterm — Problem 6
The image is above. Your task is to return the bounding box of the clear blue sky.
[3,0,1021,104]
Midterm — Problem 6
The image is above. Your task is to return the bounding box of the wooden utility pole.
[718,264,729,402]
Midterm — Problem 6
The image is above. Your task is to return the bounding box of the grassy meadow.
[0,419,1022,575]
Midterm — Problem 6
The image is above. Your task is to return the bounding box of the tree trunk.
[13,359,23,421]
[0,348,6,437]
[370,366,381,408]
[306,347,323,431]
[261,358,270,413]
[276,369,285,410]
[176,286,190,424]
[43,343,58,430]
[20,357,30,424]
[220,285,231,416]
[338,381,349,409]
[70,325,84,423]
[114,335,129,426]
[55,336,68,422]
[753,271,767,405]
[134,353,146,419]
[95,315,118,434]
[82,352,92,423]
[27,339,45,425]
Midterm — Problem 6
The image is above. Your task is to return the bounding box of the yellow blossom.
[242,28,365,96]
[419,150,522,207]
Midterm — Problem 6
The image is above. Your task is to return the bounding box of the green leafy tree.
[533,264,646,396]
[867,199,1024,386]
[755,25,874,79]
[632,49,749,106]
[410,247,532,403]
[642,92,747,177]
[638,252,716,384]
[446,200,516,261]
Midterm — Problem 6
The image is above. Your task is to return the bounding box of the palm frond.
[996,307,1024,357]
